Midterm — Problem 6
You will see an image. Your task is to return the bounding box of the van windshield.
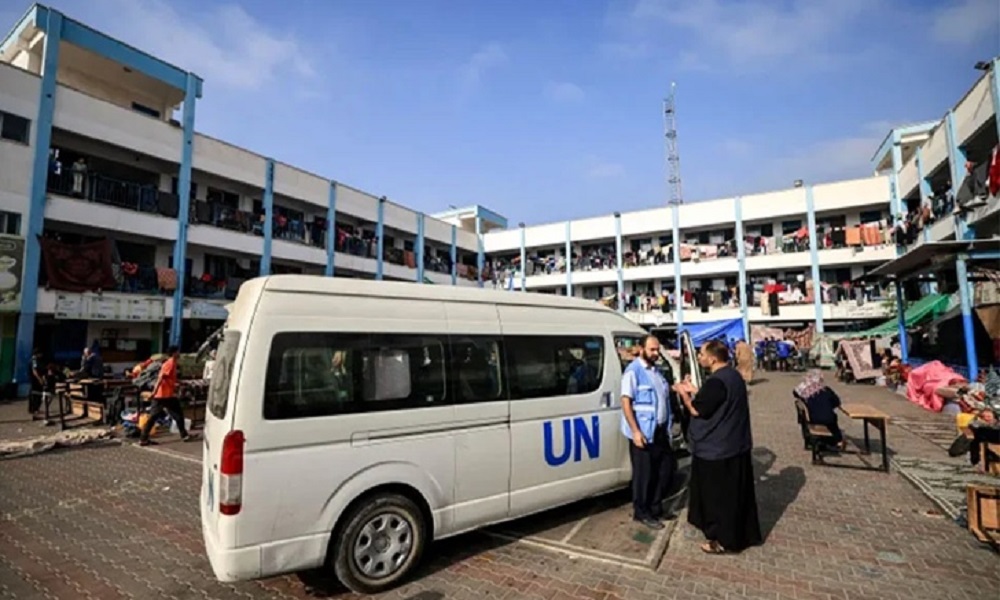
[615,334,674,383]
[207,331,241,420]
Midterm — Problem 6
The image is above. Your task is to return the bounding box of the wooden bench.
[966,484,1000,550]
[794,398,836,464]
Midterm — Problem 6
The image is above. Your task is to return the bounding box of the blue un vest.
[620,358,671,442]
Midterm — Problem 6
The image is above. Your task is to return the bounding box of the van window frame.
[207,330,241,420]
[260,331,609,420]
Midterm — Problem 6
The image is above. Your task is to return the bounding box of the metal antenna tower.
[663,82,683,205]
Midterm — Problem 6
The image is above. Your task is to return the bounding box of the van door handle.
[601,392,613,408]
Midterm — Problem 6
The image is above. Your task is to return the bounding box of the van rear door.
[201,330,242,548]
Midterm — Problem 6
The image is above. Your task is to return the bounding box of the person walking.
[675,340,762,554]
[620,334,674,529]
[139,346,193,446]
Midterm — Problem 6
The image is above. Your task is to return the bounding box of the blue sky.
[4,0,999,226]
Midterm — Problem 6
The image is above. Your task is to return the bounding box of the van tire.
[332,493,426,594]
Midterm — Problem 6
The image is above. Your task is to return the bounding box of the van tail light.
[219,430,245,516]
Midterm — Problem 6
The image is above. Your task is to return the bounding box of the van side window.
[504,336,604,400]
[614,335,643,372]
[449,336,504,403]
[616,334,674,383]
[264,333,448,419]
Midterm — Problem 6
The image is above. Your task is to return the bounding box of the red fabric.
[988,145,1000,197]
[905,360,967,413]
[40,237,117,292]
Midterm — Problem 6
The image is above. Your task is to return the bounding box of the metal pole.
[564,221,572,297]
[894,280,909,364]
[805,186,824,333]
[671,202,683,331]
[519,222,527,291]
[614,212,624,313]
[956,256,978,381]
[734,196,749,340]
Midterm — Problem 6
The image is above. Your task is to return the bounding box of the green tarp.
[855,293,952,338]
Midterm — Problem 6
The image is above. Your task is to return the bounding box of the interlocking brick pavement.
[0,373,997,600]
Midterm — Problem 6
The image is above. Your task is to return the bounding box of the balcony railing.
[48,170,175,217]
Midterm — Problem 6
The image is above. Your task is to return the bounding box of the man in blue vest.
[620,334,674,529]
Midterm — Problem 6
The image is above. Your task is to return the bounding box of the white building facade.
[0,4,996,393]
[0,4,495,390]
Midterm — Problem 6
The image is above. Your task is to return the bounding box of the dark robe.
[687,366,762,552]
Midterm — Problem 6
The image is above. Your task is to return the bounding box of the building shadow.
[751,446,806,541]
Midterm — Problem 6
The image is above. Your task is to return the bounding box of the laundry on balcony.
[155,268,177,292]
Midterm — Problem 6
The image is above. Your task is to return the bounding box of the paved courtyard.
[0,373,998,600]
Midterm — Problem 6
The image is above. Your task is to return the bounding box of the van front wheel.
[332,493,426,594]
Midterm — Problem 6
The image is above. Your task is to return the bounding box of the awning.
[862,239,1000,282]
[852,293,952,338]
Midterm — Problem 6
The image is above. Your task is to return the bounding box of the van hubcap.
[353,512,413,578]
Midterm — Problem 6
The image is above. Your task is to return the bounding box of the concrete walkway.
[0,373,997,599]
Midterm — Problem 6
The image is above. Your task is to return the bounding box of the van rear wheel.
[332,493,426,594]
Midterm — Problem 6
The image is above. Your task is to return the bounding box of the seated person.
[794,371,846,450]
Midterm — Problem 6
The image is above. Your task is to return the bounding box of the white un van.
[201,275,701,593]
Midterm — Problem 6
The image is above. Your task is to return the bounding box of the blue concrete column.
[945,111,967,200]
[14,10,63,394]
[519,222,526,292]
[955,255,978,381]
[805,186,825,334]
[945,111,971,240]
[259,159,275,277]
[614,212,624,313]
[325,181,337,276]
[991,58,1000,140]
[450,224,458,285]
[889,134,903,218]
[375,196,386,281]
[564,221,573,297]
[671,203,683,330]
[894,281,909,364]
[734,196,749,341]
[475,216,484,288]
[168,73,199,347]
[915,147,932,243]
[416,213,425,283]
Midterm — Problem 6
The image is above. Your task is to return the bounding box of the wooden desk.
[839,403,890,472]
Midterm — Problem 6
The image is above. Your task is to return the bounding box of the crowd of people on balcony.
[895,146,1000,244]
[506,221,898,280]
[609,275,883,317]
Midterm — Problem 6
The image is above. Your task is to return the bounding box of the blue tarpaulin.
[678,318,746,347]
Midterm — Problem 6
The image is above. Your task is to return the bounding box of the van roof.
[260,275,618,314]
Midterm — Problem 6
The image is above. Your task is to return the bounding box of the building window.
[208,187,240,209]
[0,111,30,144]
[0,211,21,235]
[859,210,882,224]
[759,224,774,237]
[131,102,161,119]
[781,220,802,235]
[171,177,197,200]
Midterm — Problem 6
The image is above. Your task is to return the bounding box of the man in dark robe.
[674,340,762,554]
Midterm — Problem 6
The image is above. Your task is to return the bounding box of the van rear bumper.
[203,520,329,582]
[203,524,262,582]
